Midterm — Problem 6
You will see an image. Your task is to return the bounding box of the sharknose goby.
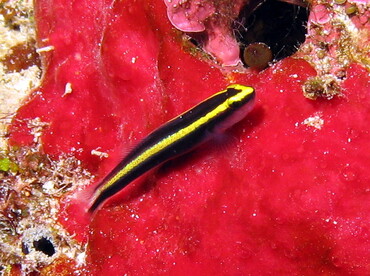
[88,84,256,213]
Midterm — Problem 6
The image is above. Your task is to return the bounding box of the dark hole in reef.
[10,23,20,31]
[33,237,55,257]
[21,242,30,254]
[234,0,309,67]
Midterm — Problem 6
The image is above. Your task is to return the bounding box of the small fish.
[89,84,256,212]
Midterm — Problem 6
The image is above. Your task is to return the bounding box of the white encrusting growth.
[36,45,55,53]
[302,114,324,130]
[91,148,109,159]
[62,82,73,97]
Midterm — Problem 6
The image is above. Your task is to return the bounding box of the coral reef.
[1,0,369,274]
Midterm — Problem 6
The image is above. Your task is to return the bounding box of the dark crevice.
[234,0,309,67]
[33,237,55,257]
[21,242,30,254]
